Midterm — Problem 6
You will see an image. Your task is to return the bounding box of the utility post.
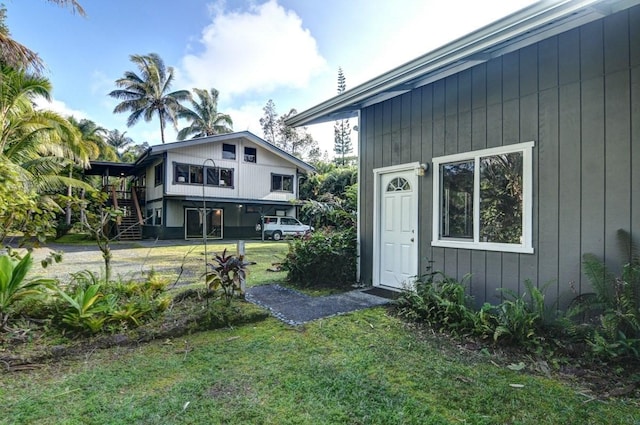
[237,240,246,293]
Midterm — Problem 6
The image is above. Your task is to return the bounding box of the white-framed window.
[271,174,293,192]
[432,141,534,254]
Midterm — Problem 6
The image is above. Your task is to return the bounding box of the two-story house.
[88,131,315,240]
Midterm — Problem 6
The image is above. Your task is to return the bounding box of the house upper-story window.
[206,167,234,187]
[271,173,293,192]
[174,163,203,184]
[154,163,163,186]
[174,162,234,187]
[222,143,236,160]
[431,141,534,254]
[244,147,256,163]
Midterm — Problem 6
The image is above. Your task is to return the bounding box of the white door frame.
[372,162,421,289]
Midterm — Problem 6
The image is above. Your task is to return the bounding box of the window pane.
[220,169,233,186]
[190,166,203,184]
[272,175,281,191]
[175,164,188,183]
[244,147,256,163]
[480,152,523,243]
[282,176,293,191]
[206,168,219,185]
[441,161,474,239]
[154,163,163,185]
[222,144,236,160]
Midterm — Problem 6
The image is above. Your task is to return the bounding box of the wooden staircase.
[107,185,145,241]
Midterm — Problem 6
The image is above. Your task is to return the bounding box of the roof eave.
[132,131,316,174]
[286,0,630,127]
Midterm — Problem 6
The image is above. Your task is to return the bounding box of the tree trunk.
[66,168,73,226]
[159,111,166,144]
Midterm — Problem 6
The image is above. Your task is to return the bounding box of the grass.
[4,241,639,423]
[28,240,291,290]
[2,308,639,424]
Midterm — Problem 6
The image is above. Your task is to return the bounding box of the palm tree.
[0,2,84,73]
[68,117,117,161]
[109,53,191,144]
[0,65,91,191]
[177,88,233,140]
[105,129,133,158]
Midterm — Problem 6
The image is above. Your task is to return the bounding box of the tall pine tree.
[260,99,319,161]
[333,67,352,166]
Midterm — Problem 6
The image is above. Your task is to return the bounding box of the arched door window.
[386,177,410,192]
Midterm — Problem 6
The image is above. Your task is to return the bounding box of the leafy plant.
[55,279,106,334]
[282,227,356,289]
[396,264,556,351]
[396,263,478,336]
[54,270,170,334]
[566,230,640,360]
[205,249,253,305]
[491,280,550,349]
[0,253,56,328]
[577,263,640,359]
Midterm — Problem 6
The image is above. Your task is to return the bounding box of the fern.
[579,231,640,359]
[582,253,616,306]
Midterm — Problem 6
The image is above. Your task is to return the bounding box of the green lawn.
[2,242,639,424]
[2,308,638,424]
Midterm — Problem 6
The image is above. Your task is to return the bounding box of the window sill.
[431,239,534,254]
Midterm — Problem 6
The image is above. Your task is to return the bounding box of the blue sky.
[5,0,538,156]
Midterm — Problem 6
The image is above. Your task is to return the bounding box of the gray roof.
[135,131,315,173]
[287,0,639,127]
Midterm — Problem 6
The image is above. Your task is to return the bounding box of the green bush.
[567,237,640,360]
[52,270,170,335]
[282,228,356,289]
[205,249,253,305]
[396,266,478,336]
[0,253,56,329]
[490,280,551,350]
[397,266,553,351]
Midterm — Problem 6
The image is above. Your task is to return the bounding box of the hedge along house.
[287,0,640,307]
[88,131,315,240]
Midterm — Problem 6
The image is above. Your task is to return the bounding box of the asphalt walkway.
[245,284,395,326]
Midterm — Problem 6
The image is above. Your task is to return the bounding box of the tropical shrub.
[397,266,554,351]
[570,232,640,360]
[0,253,56,328]
[205,249,253,305]
[490,280,551,349]
[55,280,106,334]
[281,227,356,289]
[53,270,170,335]
[396,265,478,336]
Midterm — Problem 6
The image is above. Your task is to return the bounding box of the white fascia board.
[287,0,636,128]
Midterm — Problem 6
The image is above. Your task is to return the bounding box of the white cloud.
[180,0,327,100]
[34,97,88,120]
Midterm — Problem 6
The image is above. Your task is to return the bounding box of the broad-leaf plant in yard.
[206,249,254,305]
[0,253,56,329]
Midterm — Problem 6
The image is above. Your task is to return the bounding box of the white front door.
[375,168,419,289]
